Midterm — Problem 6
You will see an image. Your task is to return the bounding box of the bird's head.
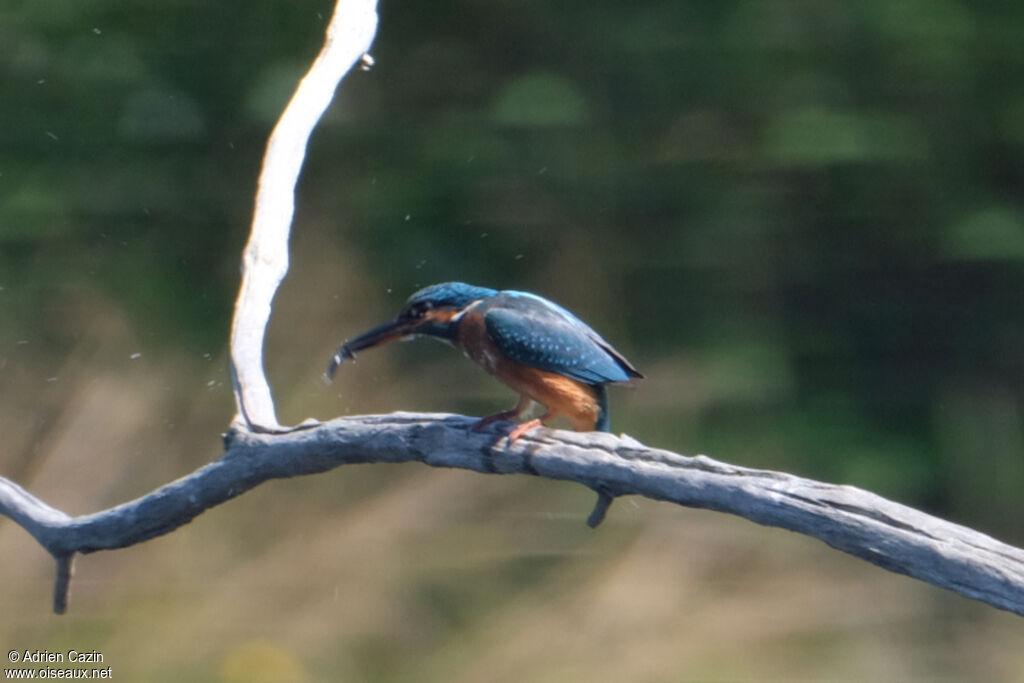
[326,282,498,378]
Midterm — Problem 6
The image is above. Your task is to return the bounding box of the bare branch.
[2,414,1024,616]
[229,0,379,431]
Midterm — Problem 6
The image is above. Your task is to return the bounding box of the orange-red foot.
[506,418,544,444]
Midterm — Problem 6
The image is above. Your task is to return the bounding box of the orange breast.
[456,310,601,430]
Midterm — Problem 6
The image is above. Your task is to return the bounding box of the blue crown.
[407,282,498,309]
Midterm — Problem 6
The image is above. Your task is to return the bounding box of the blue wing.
[482,291,641,385]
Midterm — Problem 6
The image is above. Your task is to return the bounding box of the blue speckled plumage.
[480,291,639,385]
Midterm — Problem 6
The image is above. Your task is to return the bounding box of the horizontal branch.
[2,412,1024,616]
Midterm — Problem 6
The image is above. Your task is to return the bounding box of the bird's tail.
[594,385,611,432]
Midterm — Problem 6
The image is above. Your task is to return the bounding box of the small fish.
[325,344,356,381]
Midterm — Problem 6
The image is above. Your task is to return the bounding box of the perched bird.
[327,282,642,442]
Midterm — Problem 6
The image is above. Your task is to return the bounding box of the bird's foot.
[505,418,543,444]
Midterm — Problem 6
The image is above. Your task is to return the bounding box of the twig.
[53,554,74,615]
[587,487,616,528]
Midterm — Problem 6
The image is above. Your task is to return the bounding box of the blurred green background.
[2,0,1024,680]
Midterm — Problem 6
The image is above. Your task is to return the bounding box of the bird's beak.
[325,317,422,379]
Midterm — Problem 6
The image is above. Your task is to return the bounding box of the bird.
[327,282,642,442]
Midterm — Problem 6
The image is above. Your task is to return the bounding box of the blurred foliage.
[2,0,1024,680]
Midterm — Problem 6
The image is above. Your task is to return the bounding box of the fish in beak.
[325,317,422,379]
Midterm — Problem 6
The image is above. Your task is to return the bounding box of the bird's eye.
[402,301,432,320]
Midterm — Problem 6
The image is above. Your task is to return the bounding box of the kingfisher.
[327,282,642,442]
